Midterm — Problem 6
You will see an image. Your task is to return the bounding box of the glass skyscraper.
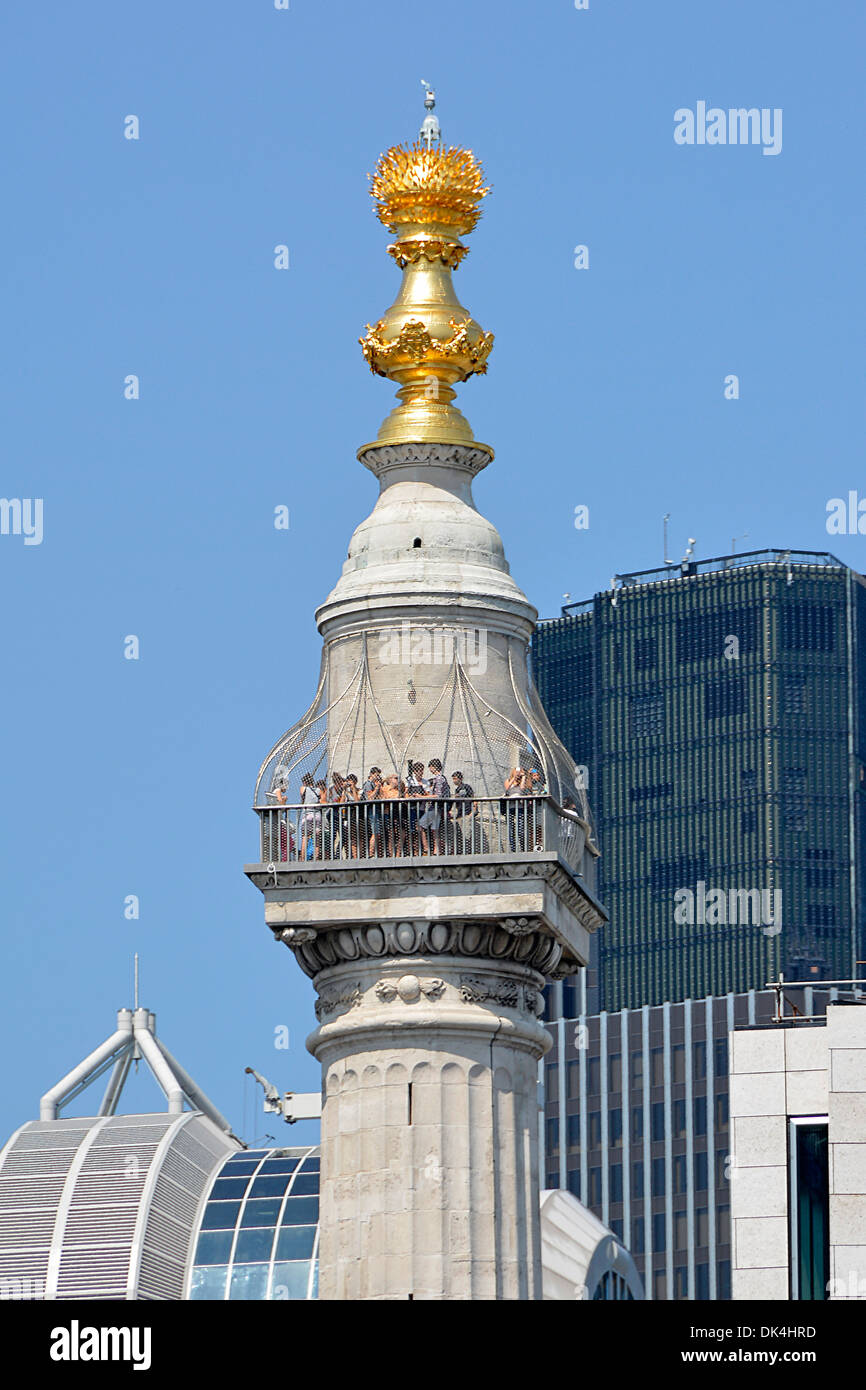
[533,550,866,1013]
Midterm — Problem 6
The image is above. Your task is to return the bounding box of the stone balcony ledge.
[244,852,606,978]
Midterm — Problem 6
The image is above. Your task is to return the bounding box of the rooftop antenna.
[731,532,749,555]
[681,537,696,565]
[663,513,673,565]
[132,954,140,1072]
[420,80,441,149]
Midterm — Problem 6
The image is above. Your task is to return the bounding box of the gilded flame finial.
[357,94,494,457]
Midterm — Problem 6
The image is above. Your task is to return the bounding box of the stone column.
[305,920,552,1300]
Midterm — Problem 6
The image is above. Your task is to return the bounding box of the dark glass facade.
[533,551,866,1011]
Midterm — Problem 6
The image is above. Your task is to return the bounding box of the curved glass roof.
[187,1146,319,1300]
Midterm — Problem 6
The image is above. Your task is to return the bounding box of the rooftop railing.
[255,795,587,876]
[555,549,849,616]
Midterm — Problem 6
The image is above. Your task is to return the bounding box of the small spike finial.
[420,79,440,149]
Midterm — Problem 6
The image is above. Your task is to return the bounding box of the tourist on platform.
[362,766,384,856]
[448,770,476,853]
[406,761,427,854]
[299,772,322,862]
[504,767,529,852]
[380,773,406,856]
[343,773,361,859]
[420,758,449,854]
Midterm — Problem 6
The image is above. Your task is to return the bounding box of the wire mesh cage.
[253,628,593,831]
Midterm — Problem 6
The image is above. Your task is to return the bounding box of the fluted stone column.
[304,921,553,1300]
[246,111,607,1301]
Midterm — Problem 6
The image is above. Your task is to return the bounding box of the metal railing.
[256,795,586,874]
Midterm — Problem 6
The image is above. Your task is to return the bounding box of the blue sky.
[0,0,862,1140]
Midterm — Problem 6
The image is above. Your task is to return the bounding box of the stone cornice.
[246,855,606,936]
[358,441,492,480]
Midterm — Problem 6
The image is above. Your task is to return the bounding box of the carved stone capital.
[278,927,317,946]
[314,983,362,1022]
[374,975,446,1005]
[357,441,492,480]
[279,916,563,982]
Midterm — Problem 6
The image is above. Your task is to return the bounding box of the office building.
[534,550,866,1012]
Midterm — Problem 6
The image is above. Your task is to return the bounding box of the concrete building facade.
[730,1000,866,1300]
[542,977,854,1300]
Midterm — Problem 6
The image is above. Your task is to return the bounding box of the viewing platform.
[245,796,606,983]
[253,795,589,874]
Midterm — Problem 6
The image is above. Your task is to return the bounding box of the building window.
[694,1095,707,1135]
[608,1054,622,1093]
[632,1160,644,1193]
[629,781,672,804]
[652,1212,666,1252]
[718,1262,731,1300]
[630,692,664,738]
[634,635,656,672]
[693,1040,707,1080]
[676,609,759,663]
[694,1150,708,1191]
[782,603,835,653]
[672,1099,687,1137]
[587,1057,600,1091]
[674,1267,689,1300]
[705,677,745,719]
[714,1039,728,1077]
[562,980,580,1017]
[567,1113,581,1153]
[652,1103,665,1142]
[652,859,702,894]
[653,1271,668,1300]
[567,1059,581,1099]
[715,1092,729,1129]
[783,674,808,715]
[673,1155,687,1194]
[546,1061,558,1103]
[610,1165,623,1203]
[675,1212,688,1250]
[790,1121,829,1300]
[651,1048,665,1086]
[696,1263,710,1300]
[783,766,808,831]
[630,1053,644,1089]
[696,1207,709,1246]
[588,1112,601,1148]
[631,1106,644,1141]
[609,1108,623,1148]
[672,1045,686,1084]
[546,1118,559,1154]
[632,1216,645,1255]
[589,1167,602,1206]
[652,1157,665,1197]
[717,1205,730,1245]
